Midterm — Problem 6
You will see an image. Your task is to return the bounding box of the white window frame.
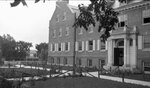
[142,9,150,25]
[100,39,106,51]
[88,24,93,33]
[79,28,83,35]
[78,41,83,52]
[143,34,150,51]
[65,27,69,36]
[52,30,56,38]
[118,14,127,28]
[62,12,66,21]
[59,28,62,37]
[56,15,59,22]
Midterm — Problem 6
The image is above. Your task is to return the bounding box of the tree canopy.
[35,43,48,63]
[0,34,32,61]
[74,0,120,41]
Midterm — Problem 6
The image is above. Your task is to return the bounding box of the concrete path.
[85,72,150,87]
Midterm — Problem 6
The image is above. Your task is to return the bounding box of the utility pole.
[73,13,77,76]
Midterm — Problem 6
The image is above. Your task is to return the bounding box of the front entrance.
[114,48,124,66]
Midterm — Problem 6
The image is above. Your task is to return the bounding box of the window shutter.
[86,41,88,51]
[54,43,57,51]
[93,40,95,51]
[68,42,70,51]
[62,43,64,51]
[50,43,52,51]
[138,36,143,49]
[75,42,78,51]
[56,43,58,51]
[105,41,108,50]
[97,40,100,50]
[82,41,84,51]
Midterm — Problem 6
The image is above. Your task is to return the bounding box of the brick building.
[48,0,150,73]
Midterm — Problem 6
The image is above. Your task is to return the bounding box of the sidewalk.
[85,72,150,87]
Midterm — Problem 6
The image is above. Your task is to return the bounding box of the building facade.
[48,0,150,73]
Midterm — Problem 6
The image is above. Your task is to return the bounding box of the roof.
[67,4,79,13]
[115,1,150,11]
[29,50,37,54]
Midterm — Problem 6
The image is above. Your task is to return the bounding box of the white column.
[124,38,127,67]
[126,39,130,66]
[132,35,137,68]
[108,39,113,66]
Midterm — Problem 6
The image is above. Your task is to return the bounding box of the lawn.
[32,77,150,88]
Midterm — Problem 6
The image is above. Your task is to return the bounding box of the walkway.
[85,72,150,87]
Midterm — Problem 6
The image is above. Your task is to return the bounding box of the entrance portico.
[107,26,137,70]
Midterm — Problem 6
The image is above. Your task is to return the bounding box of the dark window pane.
[144,17,150,24]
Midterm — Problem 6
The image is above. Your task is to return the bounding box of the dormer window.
[118,14,127,27]
[56,15,59,22]
[62,12,66,21]
[143,9,150,24]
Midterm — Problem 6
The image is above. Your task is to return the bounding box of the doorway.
[114,48,124,66]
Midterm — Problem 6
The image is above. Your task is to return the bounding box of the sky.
[0,0,90,50]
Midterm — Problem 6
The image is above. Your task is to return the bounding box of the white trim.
[93,40,95,51]
[82,41,84,51]
[97,39,100,50]
[75,42,78,51]
[68,42,70,51]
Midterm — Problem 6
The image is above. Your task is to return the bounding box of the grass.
[32,77,150,88]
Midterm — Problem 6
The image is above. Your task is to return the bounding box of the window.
[118,14,127,27]
[79,28,83,35]
[143,34,150,49]
[76,58,82,66]
[58,43,61,51]
[130,38,133,46]
[78,41,82,51]
[63,57,67,65]
[62,12,66,21]
[101,39,105,50]
[87,59,92,66]
[88,40,93,51]
[52,44,55,51]
[58,28,62,37]
[57,57,60,64]
[65,42,69,51]
[56,15,59,22]
[88,25,93,33]
[51,57,54,64]
[143,9,150,24]
[65,27,69,36]
[52,30,56,38]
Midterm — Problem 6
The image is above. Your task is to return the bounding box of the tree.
[0,34,32,61]
[35,43,48,64]
[73,0,119,41]
[1,34,16,61]
[15,41,32,60]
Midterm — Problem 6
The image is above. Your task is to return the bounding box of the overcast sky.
[0,0,90,50]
